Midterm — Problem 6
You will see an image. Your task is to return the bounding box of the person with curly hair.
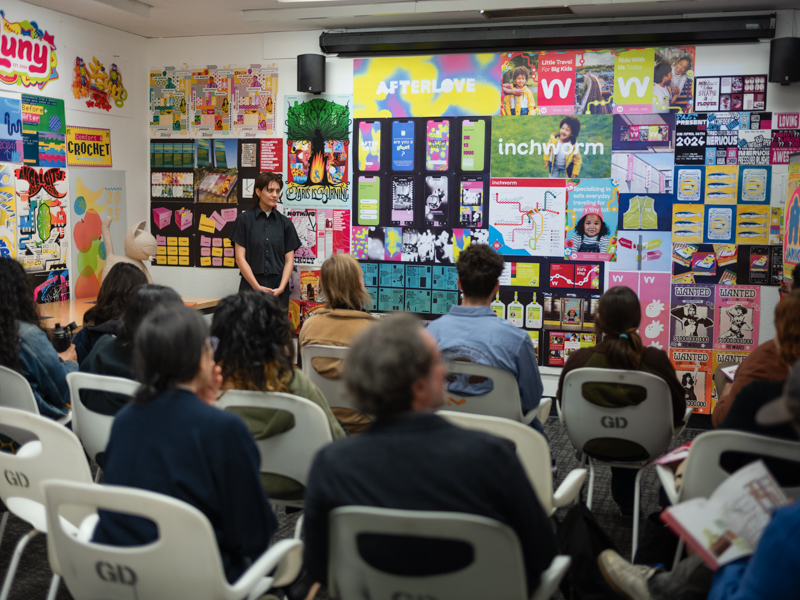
[502,65,536,116]
[211,291,345,501]
[72,262,148,364]
[0,257,76,419]
[544,115,582,177]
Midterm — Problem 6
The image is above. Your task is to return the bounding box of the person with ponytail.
[211,291,345,501]
[94,305,278,584]
[556,286,685,515]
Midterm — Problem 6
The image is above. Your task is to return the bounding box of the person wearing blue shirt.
[426,243,544,431]
[598,356,800,600]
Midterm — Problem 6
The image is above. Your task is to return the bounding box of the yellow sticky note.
[178,257,190,266]
[179,247,190,256]
[167,256,178,265]
[155,256,166,265]
[198,214,216,234]
[167,246,178,256]
[179,237,190,246]
[223,257,235,267]
[200,256,212,266]
[223,239,232,247]
[157,246,167,255]
[212,247,223,257]
[167,237,178,246]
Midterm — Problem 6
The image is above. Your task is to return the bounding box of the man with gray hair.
[303,313,557,595]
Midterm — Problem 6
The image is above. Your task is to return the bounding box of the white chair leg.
[632,467,644,562]
[0,529,38,600]
[94,468,102,483]
[45,574,60,600]
[672,538,685,570]
[586,459,596,510]
[0,512,8,552]
[294,513,304,539]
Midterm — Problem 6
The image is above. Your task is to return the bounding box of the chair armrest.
[655,464,680,506]
[553,469,587,509]
[521,408,537,426]
[530,555,571,600]
[673,406,694,438]
[227,539,303,600]
[536,398,553,425]
[556,398,565,426]
[56,411,72,427]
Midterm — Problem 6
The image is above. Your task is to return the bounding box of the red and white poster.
[260,138,283,173]
[670,348,714,415]
[537,51,577,115]
[288,208,351,265]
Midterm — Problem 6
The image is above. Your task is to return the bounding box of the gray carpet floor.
[0,417,700,599]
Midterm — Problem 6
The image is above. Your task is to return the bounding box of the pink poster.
[639,272,671,351]
[537,51,577,115]
[608,271,640,292]
[714,285,759,352]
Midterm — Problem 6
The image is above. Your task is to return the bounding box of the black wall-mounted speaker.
[297,54,325,94]
[769,37,800,85]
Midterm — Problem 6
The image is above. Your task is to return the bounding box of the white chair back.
[43,481,303,600]
[443,362,531,423]
[215,390,333,490]
[300,344,356,411]
[66,372,138,465]
[561,367,675,464]
[679,430,800,502]
[329,506,529,600]
[0,366,40,445]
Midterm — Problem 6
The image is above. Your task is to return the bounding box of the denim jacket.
[17,321,77,419]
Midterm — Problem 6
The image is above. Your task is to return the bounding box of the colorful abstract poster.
[195,203,239,269]
[149,67,190,137]
[352,226,369,259]
[231,64,278,137]
[0,165,16,258]
[66,126,111,168]
[669,283,715,349]
[288,207,350,266]
[613,48,655,114]
[68,52,130,117]
[21,94,65,168]
[15,166,69,274]
[189,66,232,136]
[500,53,537,116]
[285,95,352,207]
[69,170,126,298]
[30,268,68,304]
[564,178,618,261]
[574,50,615,115]
[0,11,59,90]
[537,51,577,115]
[714,285,759,352]
[488,178,567,257]
[490,114,612,178]
[353,54,502,118]
[783,161,800,278]
[0,92,23,163]
[670,347,713,415]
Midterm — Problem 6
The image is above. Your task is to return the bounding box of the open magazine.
[660,460,788,570]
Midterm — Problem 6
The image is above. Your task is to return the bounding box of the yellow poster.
[66,126,112,168]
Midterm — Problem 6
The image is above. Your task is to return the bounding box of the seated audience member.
[299,253,376,433]
[599,360,800,600]
[718,292,800,440]
[80,285,184,416]
[73,263,148,364]
[212,291,346,500]
[0,257,76,419]
[426,243,544,430]
[556,286,686,516]
[303,314,557,594]
[93,305,277,583]
[713,272,800,427]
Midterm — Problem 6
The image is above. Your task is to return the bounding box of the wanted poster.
[714,286,759,352]
[669,283,715,349]
[670,348,714,415]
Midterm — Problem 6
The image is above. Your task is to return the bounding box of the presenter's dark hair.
[594,286,643,370]
[253,172,284,200]
[84,263,148,326]
[133,305,208,404]
[211,291,295,391]
[117,285,183,346]
[456,243,505,300]
[0,257,40,371]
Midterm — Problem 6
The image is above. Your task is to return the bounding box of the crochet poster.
[564,178,618,261]
[714,285,759,352]
[669,283,715,349]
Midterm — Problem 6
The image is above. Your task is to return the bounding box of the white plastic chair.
[0,407,94,600]
[443,362,552,426]
[557,368,693,561]
[438,411,586,516]
[656,429,800,567]
[329,506,571,600]
[300,344,358,411]
[43,480,303,600]
[216,390,334,536]
[0,365,72,435]
[66,372,139,481]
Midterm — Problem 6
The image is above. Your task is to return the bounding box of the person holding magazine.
[598,359,800,600]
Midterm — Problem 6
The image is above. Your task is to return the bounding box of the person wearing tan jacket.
[300,254,377,433]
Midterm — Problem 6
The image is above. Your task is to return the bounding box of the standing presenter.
[231,172,300,308]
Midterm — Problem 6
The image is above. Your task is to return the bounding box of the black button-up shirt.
[230,206,301,276]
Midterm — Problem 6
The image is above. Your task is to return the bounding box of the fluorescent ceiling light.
[88,0,152,17]
[273,0,346,3]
